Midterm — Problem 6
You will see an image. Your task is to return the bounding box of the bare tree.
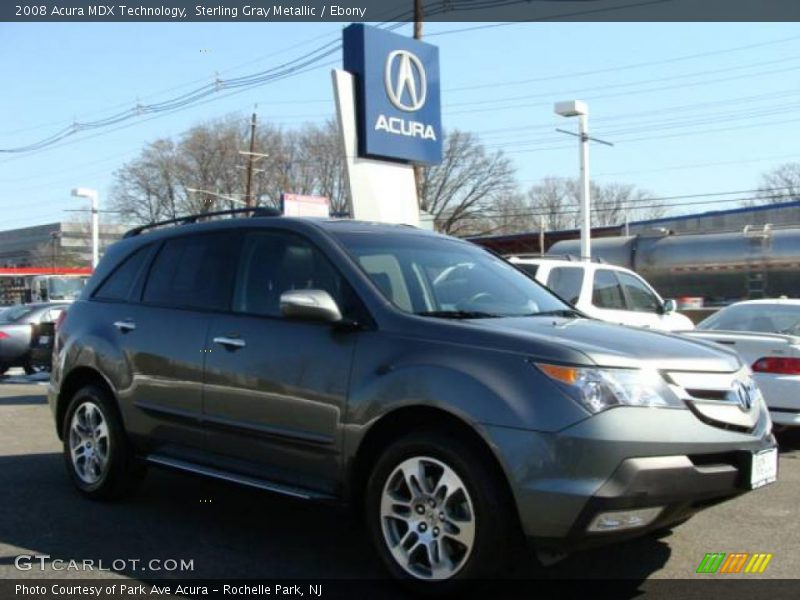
[526,177,574,231]
[525,177,663,232]
[591,181,664,226]
[420,130,517,236]
[747,162,800,205]
[179,117,250,213]
[111,138,183,224]
[112,115,353,223]
[481,193,541,236]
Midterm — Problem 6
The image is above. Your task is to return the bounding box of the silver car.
[0,302,68,376]
[688,299,800,428]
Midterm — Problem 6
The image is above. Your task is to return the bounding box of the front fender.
[346,333,589,432]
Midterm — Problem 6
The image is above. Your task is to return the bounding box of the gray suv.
[49,210,777,588]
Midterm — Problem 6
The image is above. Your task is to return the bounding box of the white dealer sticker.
[750,448,778,489]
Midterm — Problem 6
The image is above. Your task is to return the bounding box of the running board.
[145,455,335,501]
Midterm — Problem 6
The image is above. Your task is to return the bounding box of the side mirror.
[280,289,342,323]
[662,298,677,314]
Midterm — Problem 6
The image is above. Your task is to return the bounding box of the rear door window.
[94,245,151,302]
[592,269,626,310]
[143,233,237,311]
[546,267,584,304]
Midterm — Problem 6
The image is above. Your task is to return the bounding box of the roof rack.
[123,206,281,238]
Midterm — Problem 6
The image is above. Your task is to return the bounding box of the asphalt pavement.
[0,376,798,585]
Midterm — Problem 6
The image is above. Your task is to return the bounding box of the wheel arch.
[55,366,116,440]
[347,405,521,530]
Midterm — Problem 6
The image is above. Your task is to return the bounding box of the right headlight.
[535,363,684,414]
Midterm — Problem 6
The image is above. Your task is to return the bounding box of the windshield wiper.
[524,309,583,318]
[415,310,501,319]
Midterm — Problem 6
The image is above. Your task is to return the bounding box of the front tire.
[366,431,513,590]
[62,384,141,500]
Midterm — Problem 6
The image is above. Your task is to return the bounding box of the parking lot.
[0,374,798,584]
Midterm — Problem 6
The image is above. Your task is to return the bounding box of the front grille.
[664,367,760,431]
[685,388,727,401]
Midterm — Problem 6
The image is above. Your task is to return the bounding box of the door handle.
[113,319,136,333]
[213,336,246,349]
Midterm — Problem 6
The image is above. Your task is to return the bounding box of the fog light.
[587,507,663,532]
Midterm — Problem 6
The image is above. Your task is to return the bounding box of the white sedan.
[686,299,800,428]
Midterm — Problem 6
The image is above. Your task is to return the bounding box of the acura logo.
[732,380,753,412]
[385,50,427,112]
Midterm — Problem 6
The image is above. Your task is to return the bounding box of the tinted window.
[515,263,539,278]
[143,233,236,310]
[94,245,151,301]
[333,232,570,317]
[698,303,800,335]
[617,272,661,312]
[233,231,357,318]
[546,267,584,304]
[592,270,626,310]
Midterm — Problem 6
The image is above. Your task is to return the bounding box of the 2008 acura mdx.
[49,210,778,589]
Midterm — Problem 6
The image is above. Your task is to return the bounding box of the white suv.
[507,256,694,331]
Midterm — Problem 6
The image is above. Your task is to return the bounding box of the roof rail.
[509,253,583,262]
[511,253,609,264]
[123,206,281,238]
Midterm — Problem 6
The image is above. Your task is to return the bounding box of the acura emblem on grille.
[732,381,753,412]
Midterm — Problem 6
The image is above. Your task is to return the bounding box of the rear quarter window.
[93,245,152,302]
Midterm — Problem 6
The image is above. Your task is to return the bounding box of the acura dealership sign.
[343,24,442,165]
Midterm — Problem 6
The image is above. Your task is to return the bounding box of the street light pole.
[554,100,612,261]
[71,188,99,269]
[577,110,591,260]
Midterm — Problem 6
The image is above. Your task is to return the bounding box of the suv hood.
[470,316,741,372]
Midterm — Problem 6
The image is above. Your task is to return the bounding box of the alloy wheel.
[380,456,476,580]
[68,401,111,485]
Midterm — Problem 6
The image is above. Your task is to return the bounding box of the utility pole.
[244,112,257,207]
[413,0,424,210]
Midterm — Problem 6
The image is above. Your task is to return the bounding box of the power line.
[456,195,795,220]
[0,21,409,155]
[446,32,800,92]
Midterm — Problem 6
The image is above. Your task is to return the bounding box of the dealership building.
[0,221,127,267]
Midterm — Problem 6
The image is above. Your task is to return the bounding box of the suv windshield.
[334,232,572,318]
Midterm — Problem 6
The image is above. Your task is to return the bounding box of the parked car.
[685,299,800,428]
[505,256,694,331]
[0,302,68,376]
[50,212,776,589]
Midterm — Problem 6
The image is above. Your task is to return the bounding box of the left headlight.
[535,363,684,414]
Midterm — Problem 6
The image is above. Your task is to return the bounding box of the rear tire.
[365,430,513,592]
[23,363,38,376]
[62,384,143,500]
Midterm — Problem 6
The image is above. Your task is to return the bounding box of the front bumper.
[483,404,776,552]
